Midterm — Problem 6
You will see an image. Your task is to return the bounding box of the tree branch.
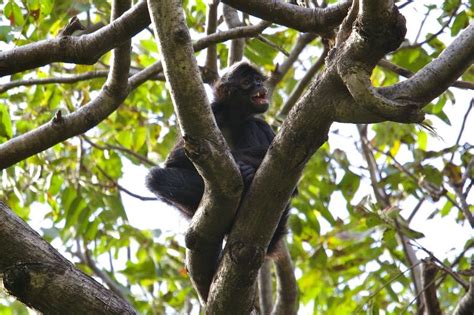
[272,242,298,315]
[0,201,136,314]
[204,2,219,83]
[220,0,351,34]
[421,259,442,315]
[223,5,245,65]
[258,260,274,315]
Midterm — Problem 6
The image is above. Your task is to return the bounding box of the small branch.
[404,3,460,49]
[421,259,442,315]
[450,99,474,162]
[413,244,469,289]
[354,261,422,313]
[272,242,298,315]
[380,24,474,105]
[223,5,245,65]
[0,71,108,93]
[204,2,219,83]
[357,124,389,207]
[407,197,425,223]
[412,7,431,44]
[81,135,156,167]
[74,239,129,301]
[258,260,274,315]
[95,165,156,201]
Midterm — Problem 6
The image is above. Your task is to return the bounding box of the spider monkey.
[146,62,289,255]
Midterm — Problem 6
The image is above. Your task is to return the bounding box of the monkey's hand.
[237,161,256,186]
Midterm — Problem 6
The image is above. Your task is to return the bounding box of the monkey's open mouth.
[252,90,268,106]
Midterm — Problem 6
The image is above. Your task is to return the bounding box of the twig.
[95,165,156,201]
[450,99,474,162]
[257,35,290,57]
[81,135,156,167]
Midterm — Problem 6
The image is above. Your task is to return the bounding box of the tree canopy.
[0,0,473,314]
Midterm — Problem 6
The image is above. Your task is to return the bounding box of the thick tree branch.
[147,0,243,303]
[0,202,135,314]
[0,1,148,77]
[336,2,424,123]
[220,0,351,34]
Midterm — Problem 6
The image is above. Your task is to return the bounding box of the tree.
[0,0,473,314]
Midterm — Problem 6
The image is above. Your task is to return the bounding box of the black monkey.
[146,62,289,255]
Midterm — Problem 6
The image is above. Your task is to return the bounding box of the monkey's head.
[213,62,269,117]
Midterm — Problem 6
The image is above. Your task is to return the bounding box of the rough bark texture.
[0,202,135,314]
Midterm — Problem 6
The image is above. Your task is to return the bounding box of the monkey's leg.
[146,167,204,218]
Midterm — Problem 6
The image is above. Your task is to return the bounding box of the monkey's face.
[240,73,269,114]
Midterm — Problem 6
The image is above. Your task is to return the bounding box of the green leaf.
[417,130,428,150]
[451,11,469,36]
[0,104,13,139]
[338,171,361,201]
[11,2,25,26]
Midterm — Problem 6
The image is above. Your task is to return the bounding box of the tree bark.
[0,202,135,314]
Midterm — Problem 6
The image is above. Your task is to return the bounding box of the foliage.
[0,0,472,314]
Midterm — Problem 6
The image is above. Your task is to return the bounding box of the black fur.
[146,62,289,254]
